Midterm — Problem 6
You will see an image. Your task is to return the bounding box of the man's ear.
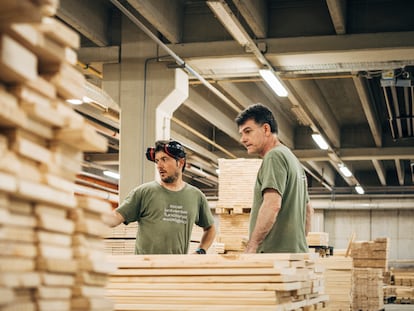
[263,123,272,135]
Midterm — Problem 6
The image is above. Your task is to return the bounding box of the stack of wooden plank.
[106,253,329,311]
[216,158,261,214]
[350,238,389,311]
[351,237,389,271]
[385,268,414,304]
[0,2,115,310]
[351,268,384,311]
[217,213,249,253]
[307,232,329,247]
[316,255,352,311]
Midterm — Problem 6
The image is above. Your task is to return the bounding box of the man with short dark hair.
[235,104,313,253]
[103,140,216,254]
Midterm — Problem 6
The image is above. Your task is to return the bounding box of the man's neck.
[161,179,185,191]
[260,135,281,157]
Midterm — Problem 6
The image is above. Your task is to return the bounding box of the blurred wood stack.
[350,238,389,311]
[103,221,225,255]
[106,253,329,311]
[216,158,261,253]
[351,237,389,271]
[384,267,414,304]
[316,254,352,311]
[351,268,383,311]
[307,232,329,247]
[0,1,115,310]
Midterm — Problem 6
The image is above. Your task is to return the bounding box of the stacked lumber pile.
[384,268,414,304]
[307,232,329,247]
[216,158,261,214]
[0,1,116,310]
[104,221,225,255]
[316,255,352,311]
[106,253,329,311]
[104,223,137,255]
[351,237,389,271]
[217,213,249,253]
[216,158,260,252]
[350,238,389,311]
[351,268,383,311]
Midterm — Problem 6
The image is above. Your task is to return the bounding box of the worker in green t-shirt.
[235,104,313,253]
[103,140,216,254]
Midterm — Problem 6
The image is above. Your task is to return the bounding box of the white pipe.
[312,198,414,210]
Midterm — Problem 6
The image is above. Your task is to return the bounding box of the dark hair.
[146,140,186,172]
[235,104,278,134]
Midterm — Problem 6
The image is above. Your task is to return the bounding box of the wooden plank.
[0,257,35,272]
[26,76,57,99]
[109,274,304,284]
[36,17,80,49]
[0,287,14,304]
[0,271,40,288]
[0,241,37,258]
[7,22,77,66]
[0,0,42,24]
[113,303,283,311]
[0,171,17,193]
[0,225,35,243]
[76,195,113,214]
[36,286,72,299]
[37,299,71,311]
[55,123,108,153]
[106,281,303,291]
[72,285,106,298]
[17,179,78,209]
[37,213,75,235]
[37,231,72,247]
[37,258,78,274]
[111,267,297,277]
[41,273,75,287]
[0,34,37,83]
[37,244,73,260]
[0,86,27,127]
[71,297,114,311]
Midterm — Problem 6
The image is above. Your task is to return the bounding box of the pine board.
[0,34,37,83]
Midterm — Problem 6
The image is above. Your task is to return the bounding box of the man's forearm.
[305,202,314,236]
[199,224,216,251]
[102,210,125,227]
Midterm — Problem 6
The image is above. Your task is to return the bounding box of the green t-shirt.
[250,145,309,253]
[116,181,215,254]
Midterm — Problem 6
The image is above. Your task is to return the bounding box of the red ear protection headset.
[145,141,186,162]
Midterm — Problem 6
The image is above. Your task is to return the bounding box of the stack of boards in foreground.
[106,253,329,311]
[0,1,116,310]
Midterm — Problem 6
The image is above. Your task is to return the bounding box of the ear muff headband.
[145,141,186,162]
[145,147,155,161]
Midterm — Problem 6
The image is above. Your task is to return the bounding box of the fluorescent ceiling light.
[311,134,329,150]
[259,69,288,97]
[66,98,83,105]
[207,0,250,47]
[355,185,365,194]
[339,164,353,177]
[103,170,120,180]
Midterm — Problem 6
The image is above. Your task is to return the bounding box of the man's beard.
[161,171,179,184]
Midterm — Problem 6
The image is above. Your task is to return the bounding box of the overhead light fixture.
[339,164,353,177]
[355,185,365,195]
[259,69,288,97]
[206,0,251,47]
[103,170,120,180]
[311,133,329,150]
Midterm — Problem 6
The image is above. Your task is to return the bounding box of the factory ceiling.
[57,0,414,198]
